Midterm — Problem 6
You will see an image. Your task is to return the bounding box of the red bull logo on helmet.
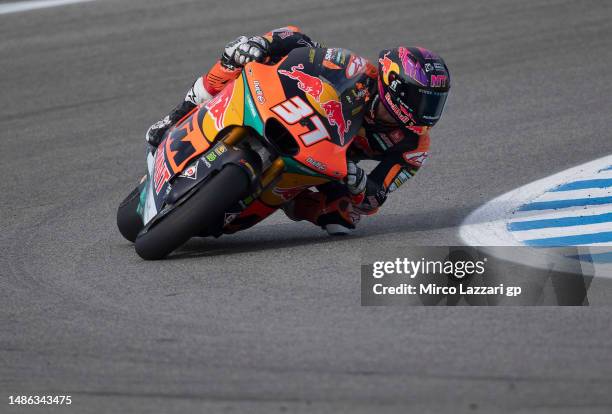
[379,52,394,76]
[379,51,400,86]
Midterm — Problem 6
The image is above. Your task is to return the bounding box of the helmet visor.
[396,82,448,126]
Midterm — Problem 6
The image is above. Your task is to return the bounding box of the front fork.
[205,127,286,234]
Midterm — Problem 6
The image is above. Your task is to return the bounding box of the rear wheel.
[134,165,251,260]
[117,183,145,243]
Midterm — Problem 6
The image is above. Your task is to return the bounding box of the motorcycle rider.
[145,26,451,235]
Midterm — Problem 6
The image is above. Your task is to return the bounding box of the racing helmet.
[377,46,450,127]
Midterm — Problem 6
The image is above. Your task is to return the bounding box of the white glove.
[221,35,270,68]
[346,161,367,195]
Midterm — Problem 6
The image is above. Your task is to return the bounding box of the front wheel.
[134,165,251,260]
[117,182,145,243]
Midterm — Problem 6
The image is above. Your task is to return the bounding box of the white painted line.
[535,186,612,203]
[0,0,94,15]
[510,204,612,221]
[511,222,612,241]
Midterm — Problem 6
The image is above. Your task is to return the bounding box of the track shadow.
[166,202,482,260]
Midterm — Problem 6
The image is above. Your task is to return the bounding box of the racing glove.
[221,35,270,69]
[346,161,367,196]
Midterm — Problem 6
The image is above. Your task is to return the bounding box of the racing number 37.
[271,97,330,146]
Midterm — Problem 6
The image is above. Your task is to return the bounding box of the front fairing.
[243,47,374,180]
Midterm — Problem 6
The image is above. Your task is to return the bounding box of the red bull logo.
[205,82,234,129]
[379,52,394,76]
[321,100,351,145]
[279,63,351,146]
[279,64,324,101]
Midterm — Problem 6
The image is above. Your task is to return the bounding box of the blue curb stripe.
[508,212,612,231]
[524,231,612,246]
[552,179,612,192]
[567,252,612,264]
[518,196,612,211]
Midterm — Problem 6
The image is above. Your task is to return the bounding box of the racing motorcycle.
[117,47,372,259]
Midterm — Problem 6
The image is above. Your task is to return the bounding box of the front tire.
[134,165,251,260]
[117,183,145,243]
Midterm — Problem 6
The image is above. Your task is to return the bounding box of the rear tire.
[117,183,145,243]
[134,165,251,260]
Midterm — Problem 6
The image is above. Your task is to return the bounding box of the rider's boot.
[145,77,215,147]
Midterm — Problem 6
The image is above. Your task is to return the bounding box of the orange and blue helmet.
[377,46,450,127]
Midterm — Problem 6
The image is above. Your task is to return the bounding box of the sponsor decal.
[379,52,394,76]
[205,152,217,162]
[389,170,412,193]
[424,63,434,72]
[384,91,412,124]
[308,48,316,63]
[272,186,305,201]
[253,80,265,103]
[277,30,292,39]
[278,65,351,145]
[306,156,326,171]
[403,151,428,167]
[180,163,198,180]
[434,62,445,71]
[346,54,366,78]
[214,144,227,156]
[431,74,448,88]
[279,64,324,101]
[153,147,171,195]
[321,100,351,145]
[324,48,346,65]
[205,81,234,129]
[398,47,428,86]
[322,60,342,70]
